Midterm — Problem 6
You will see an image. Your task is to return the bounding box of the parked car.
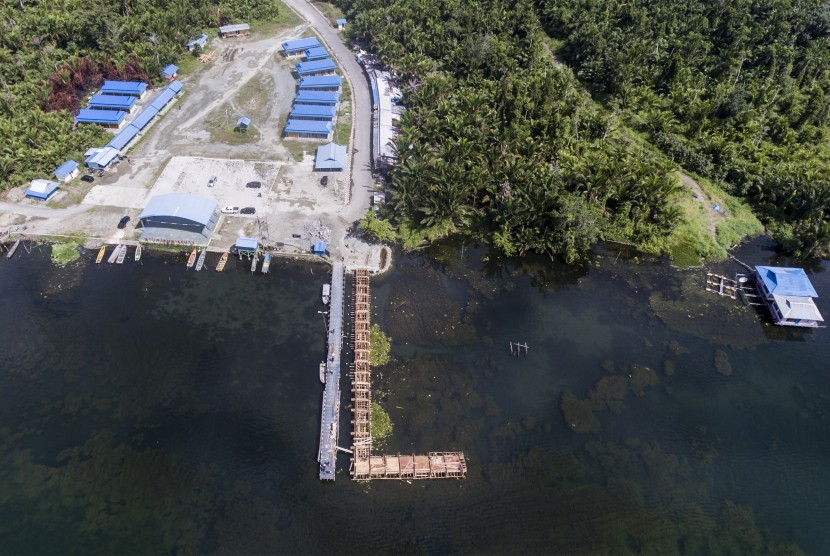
[207,176,217,187]
[240,207,256,215]
[117,216,131,229]
[245,181,262,188]
[320,176,329,186]
[80,175,94,183]
[221,206,240,214]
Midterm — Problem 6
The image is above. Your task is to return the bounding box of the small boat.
[261,252,271,274]
[6,238,20,259]
[186,248,197,268]
[107,245,120,264]
[115,244,127,264]
[251,253,258,272]
[135,243,142,262]
[319,362,326,384]
[95,245,107,263]
[195,249,206,271]
[215,252,228,272]
[322,283,331,304]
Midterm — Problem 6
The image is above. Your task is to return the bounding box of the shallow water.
[0,239,828,554]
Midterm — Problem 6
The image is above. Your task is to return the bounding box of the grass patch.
[204,75,269,144]
[334,79,352,145]
[50,239,84,266]
[284,141,316,162]
[663,173,763,267]
[49,180,95,209]
[252,8,304,37]
[311,1,345,27]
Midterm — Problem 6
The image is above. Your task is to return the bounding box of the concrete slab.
[83,186,149,208]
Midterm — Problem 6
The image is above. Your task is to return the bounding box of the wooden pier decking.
[348,269,467,481]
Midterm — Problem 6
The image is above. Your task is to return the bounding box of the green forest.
[0,0,281,189]
[343,0,830,260]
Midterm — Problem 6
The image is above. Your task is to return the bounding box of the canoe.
[195,249,206,271]
[135,243,142,262]
[215,252,228,272]
[319,362,326,384]
[322,283,331,304]
[261,252,271,274]
[186,248,197,268]
[107,245,120,264]
[250,253,258,272]
[115,244,127,264]
[95,245,107,264]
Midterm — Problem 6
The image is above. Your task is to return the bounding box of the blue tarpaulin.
[312,242,327,254]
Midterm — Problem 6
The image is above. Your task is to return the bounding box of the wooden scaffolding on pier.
[349,269,467,481]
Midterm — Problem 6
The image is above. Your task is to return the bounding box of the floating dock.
[318,261,345,480]
[348,269,467,481]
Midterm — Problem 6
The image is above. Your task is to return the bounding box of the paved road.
[280,0,374,224]
[0,201,92,219]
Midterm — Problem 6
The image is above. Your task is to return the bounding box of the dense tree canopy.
[538,0,830,256]
[341,0,682,262]
[0,0,281,189]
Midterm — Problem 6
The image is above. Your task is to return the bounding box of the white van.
[221,206,240,214]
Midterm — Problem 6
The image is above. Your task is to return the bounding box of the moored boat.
[319,362,326,384]
[107,244,120,264]
[322,283,331,305]
[216,251,228,272]
[115,244,127,264]
[135,243,142,262]
[262,252,271,274]
[186,248,197,268]
[195,249,206,271]
[250,252,258,272]
[95,245,107,264]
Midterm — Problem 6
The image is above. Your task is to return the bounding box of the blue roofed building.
[107,125,140,151]
[284,119,332,139]
[289,104,336,121]
[100,80,148,98]
[336,18,347,30]
[282,37,321,56]
[129,105,159,131]
[85,146,121,169]
[26,179,60,200]
[75,109,127,129]
[167,80,184,94]
[315,143,346,171]
[299,74,342,91]
[187,34,208,52]
[312,241,327,255]
[304,46,329,60]
[161,64,178,80]
[295,90,340,106]
[237,116,251,131]
[295,58,337,76]
[235,237,259,253]
[88,93,137,113]
[53,160,79,182]
[754,266,823,327]
[138,193,219,239]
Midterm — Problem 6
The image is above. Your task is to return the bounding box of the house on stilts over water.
[754,266,824,328]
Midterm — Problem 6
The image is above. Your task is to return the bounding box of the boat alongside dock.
[319,362,326,384]
[262,252,271,274]
[322,283,331,305]
[186,249,197,268]
[195,249,206,271]
[216,252,228,272]
[6,238,20,259]
[115,245,127,264]
[96,245,106,264]
[107,245,120,264]
[135,243,142,262]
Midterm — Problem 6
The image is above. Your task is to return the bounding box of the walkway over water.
[349,269,467,480]
[318,261,345,480]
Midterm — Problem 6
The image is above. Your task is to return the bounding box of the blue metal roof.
[100,80,148,96]
[85,146,121,168]
[54,160,78,179]
[282,37,321,52]
[150,89,176,111]
[290,104,336,119]
[305,46,329,60]
[130,106,159,130]
[285,119,332,134]
[295,90,340,105]
[315,143,346,171]
[187,34,208,49]
[107,125,139,151]
[299,75,342,89]
[312,241,327,253]
[236,237,259,250]
[89,93,137,110]
[75,109,126,124]
[336,18,347,25]
[237,116,251,127]
[161,64,178,77]
[756,266,819,297]
[140,194,218,226]
[167,80,183,94]
[26,180,60,200]
[296,58,336,74]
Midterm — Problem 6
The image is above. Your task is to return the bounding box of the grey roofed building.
[219,23,250,37]
[138,193,219,237]
[315,143,346,171]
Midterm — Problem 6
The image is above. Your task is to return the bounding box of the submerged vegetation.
[49,240,82,266]
[370,401,393,445]
[369,323,391,366]
[341,0,830,260]
[0,0,282,189]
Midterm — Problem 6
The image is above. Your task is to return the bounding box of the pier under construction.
[348,268,467,480]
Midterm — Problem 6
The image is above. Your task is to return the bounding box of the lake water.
[0,238,828,554]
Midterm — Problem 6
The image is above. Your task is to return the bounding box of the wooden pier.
[705,272,764,306]
[318,261,345,480]
[348,269,467,481]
